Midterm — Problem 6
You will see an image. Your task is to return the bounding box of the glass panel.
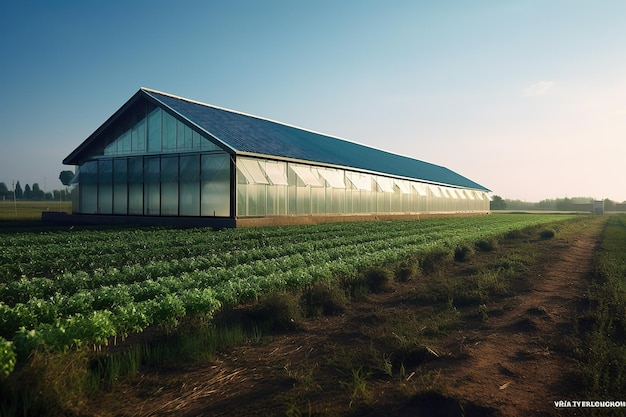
[180,182,199,216]
[113,159,127,183]
[98,160,113,214]
[128,157,143,182]
[147,107,162,152]
[373,176,395,193]
[161,156,178,216]
[132,117,146,153]
[162,111,177,151]
[192,130,204,150]
[113,183,127,214]
[80,161,97,184]
[128,157,143,215]
[180,155,200,181]
[113,159,127,215]
[81,184,97,214]
[180,155,200,216]
[144,157,160,215]
[238,158,269,184]
[395,179,412,194]
[346,172,371,191]
[128,183,143,215]
[201,153,230,216]
[291,165,322,187]
[118,130,131,153]
[264,161,289,185]
[318,168,345,188]
[183,123,193,150]
[104,137,117,155]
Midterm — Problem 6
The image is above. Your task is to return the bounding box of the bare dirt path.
[429,218,605,416]
[85,217,606,417]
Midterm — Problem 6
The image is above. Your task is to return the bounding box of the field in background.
[0,201,72,221]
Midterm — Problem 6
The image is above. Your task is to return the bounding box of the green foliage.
[363,266,393,294]
[474,237,498,252]
[0,338,16,377]
[581,214,626,399]
[539,228,556,239]
[453,244,474,262]
[420,249,452,274]
[301,282,347,317]
[0,213,583,376]
[490,195,507,210]
[253,291,302,332]
[395,258,419,282]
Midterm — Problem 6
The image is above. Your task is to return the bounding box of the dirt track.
[431,219,604,416]
[84,217,606,417]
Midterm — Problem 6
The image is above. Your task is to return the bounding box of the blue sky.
[1,0,625,202]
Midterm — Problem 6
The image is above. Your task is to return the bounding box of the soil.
[82,218,605,417]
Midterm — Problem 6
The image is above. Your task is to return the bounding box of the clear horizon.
[1,1,625,203]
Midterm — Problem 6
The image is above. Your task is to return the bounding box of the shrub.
[363,267,393,293]
[301,282,347,317]
[539,229,556,239]
[420,249,453,274]
[395,259,419,282]
[252,291,302,332]
[475,238,498,252]
[454,244,474,262]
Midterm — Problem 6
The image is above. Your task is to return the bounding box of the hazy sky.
[1,1,625,202]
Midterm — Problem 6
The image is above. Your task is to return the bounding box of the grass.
[579,214,626,405]
[0,200,71,221]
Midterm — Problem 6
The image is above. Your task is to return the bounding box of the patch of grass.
[420,249,453,274]
[395,258,420,282]
[579,215,626,400]
[251,291,302,332]
[474,237,498,252]
[301,282,347,317]
[0,201,71,221]
[363,266,393,294]
[454,244,474,262]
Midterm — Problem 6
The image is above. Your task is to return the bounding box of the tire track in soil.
[430,218,605,417]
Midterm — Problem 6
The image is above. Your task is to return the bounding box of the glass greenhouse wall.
[72,97,232,217]
[236,157,489,217]
[75,153,231,217]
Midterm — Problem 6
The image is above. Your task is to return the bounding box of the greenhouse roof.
[65,88,489,191]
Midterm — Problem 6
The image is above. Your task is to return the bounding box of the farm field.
[1,213,621,416]
[0,201,72,221]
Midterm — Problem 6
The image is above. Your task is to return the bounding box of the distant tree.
[0,182,8,200]
[14,181,23,199]
[490,195,507,210]
[23,184,32,200]
[556,197,573,211]
[31,183,45,200]
[59,170,74,187]
[604,198,615,212]
[537,199,557,210]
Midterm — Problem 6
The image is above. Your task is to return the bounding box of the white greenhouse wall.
[236,157,488,217]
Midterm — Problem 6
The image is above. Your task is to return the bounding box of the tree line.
[0,171,74,202]
[490,195,624,211]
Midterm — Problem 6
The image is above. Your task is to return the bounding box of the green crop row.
[0,214,580,376]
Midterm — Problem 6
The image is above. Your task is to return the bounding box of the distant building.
[60,88,490,227]
[594,200,604,215]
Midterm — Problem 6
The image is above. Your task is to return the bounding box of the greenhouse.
[61,88,490,227]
